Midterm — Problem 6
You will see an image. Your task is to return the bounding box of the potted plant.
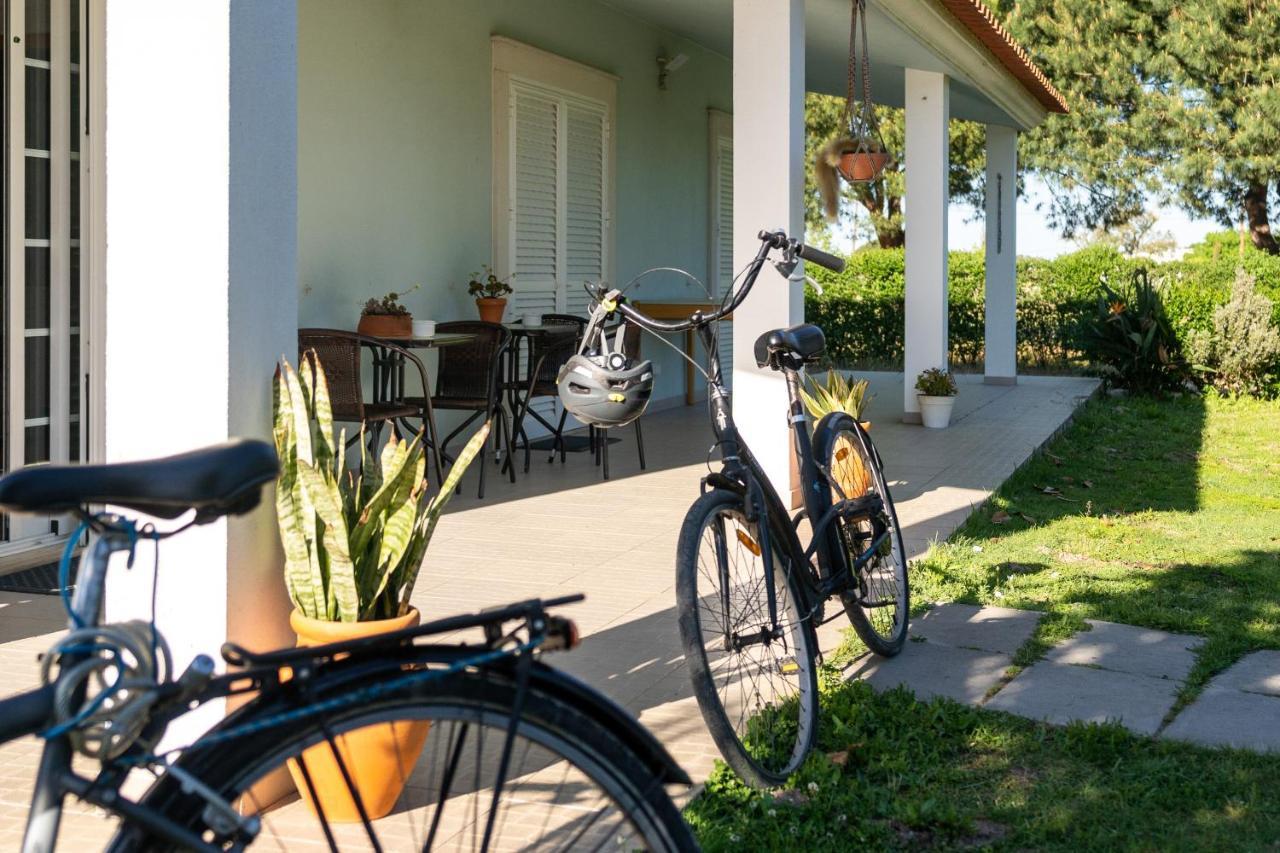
[467,266,514,323]
[800,369,874,497]
[914,367,958,429]
[357,284,419,338]
[273,351,489,821]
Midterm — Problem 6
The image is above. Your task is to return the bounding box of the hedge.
[805,241,1280,372]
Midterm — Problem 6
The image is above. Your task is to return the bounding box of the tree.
[1002,0,1280,254]
[804,93,986,248]
[1072,211,1177,259]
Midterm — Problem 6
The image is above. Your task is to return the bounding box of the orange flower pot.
[838,151,891,182]
[832,421,873,499]
[287,608,430,822]
[357,313,412,338]
[476,297,508,324]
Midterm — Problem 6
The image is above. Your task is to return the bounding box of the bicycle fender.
[527,663,693,786]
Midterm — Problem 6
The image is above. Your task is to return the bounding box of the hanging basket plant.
[816,0,893,220]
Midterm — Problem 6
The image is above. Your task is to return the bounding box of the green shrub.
[1083,268,1190,395]
[1186,268,1280,396]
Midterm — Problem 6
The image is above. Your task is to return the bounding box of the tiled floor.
[0,372,1097,846]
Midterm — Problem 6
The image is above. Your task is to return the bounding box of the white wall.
[297,0,732,418]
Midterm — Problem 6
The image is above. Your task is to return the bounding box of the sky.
[945,175,1221,259]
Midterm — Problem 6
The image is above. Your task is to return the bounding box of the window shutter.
[564,104,607,317]
[512,87,560,320]
[713,137,734,389]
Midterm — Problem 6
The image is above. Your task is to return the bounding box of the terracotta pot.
[476,297,508,324]
[829,420,874,499]
[838,150,892,182]
[357,313,412,338]
[287,608,430,822]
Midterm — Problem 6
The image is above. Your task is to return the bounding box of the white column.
[731,0,805,497]
[104,0,297,735]
[903,69,950,421]
[984,124,1018,384]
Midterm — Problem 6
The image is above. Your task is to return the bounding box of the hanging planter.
[816,0,893,220]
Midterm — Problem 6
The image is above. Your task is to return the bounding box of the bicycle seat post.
[69,523,131,630]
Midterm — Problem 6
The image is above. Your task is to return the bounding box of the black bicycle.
[0,444,697,851]
[581,229,908,788]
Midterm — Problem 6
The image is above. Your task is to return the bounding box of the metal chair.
[506,314,587,470]
[405,321,513,499]
[297,328,444,485]
[593,321,647,481]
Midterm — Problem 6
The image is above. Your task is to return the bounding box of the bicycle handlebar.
[593,229,843,334]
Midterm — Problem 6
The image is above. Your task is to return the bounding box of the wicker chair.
[506,314,587,470]
[594,320,647,481]
[404,321,512,499]
[296,328,443,484]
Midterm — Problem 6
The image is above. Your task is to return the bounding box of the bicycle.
[574,229,908,789]
[0,441,697,851]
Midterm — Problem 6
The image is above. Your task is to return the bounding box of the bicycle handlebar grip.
[797,243,846,274]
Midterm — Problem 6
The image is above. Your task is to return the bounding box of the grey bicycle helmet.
[558,306,654,427]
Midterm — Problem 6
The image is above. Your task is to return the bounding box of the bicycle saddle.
[753,323,826,368]
[0,439,279,521]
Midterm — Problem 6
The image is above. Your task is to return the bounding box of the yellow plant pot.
[287,608,430,822]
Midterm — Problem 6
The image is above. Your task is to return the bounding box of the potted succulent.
[914,367,958,429]
[357,284,419,338]
[800,369,874,497]
[467,266,514,323]
[273,351,489,821]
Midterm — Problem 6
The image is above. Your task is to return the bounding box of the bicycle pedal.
[776,656,801,676]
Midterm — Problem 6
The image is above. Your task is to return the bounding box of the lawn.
[686,393,1280,850]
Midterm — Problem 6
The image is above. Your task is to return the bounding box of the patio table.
[367,331,476,484]
[502,322,579,472]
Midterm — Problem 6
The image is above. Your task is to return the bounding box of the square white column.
[104,0,298,734]
[903,69,950,421]
[984,124,1018,384]
[731,0,805,497]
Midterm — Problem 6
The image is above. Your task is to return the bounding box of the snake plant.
[799,369,872,422]
[273,351,489,622]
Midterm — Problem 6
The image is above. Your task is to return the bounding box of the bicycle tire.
[813,412,909,656]
[675,488,819,789]
[110,668,697,852]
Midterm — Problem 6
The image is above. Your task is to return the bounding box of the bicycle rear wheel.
[114,668,696,851]
[814,412,909,656]
[675,488,819,789]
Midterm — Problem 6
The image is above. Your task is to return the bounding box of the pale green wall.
[298,0,732,405]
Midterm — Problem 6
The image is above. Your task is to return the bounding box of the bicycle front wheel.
[676,488,819,789]
[115,668,696,851]
[814,412,909,656]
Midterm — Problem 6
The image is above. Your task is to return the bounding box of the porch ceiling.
[597,0,1059,129]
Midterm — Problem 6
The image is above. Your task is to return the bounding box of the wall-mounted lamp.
[657,53,688,90]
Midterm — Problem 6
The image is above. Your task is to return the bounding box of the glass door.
[2,0,86,559]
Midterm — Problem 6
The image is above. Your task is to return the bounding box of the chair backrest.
[535,314,587,386]
[298,328,364,421]
[434,321,510,402]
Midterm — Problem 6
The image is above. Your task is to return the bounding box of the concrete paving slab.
[849,642,1012,705]
[911,603,1040,655]
[1200,650,1280,696]
[986,661,1176,735]
[1162,688,1280,751]
[1044,619,1200,681]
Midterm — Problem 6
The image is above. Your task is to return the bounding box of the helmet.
[557,349,653,427]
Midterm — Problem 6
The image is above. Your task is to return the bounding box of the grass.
[686,392,1280,849]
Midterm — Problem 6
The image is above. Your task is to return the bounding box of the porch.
[0,372,1096,845]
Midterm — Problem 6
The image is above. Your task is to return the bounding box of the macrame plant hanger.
[815,0,892,221]
[838,0,890,183]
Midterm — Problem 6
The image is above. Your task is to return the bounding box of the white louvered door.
[508,78,610,426]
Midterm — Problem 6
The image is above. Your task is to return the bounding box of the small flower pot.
[357,313,412,338]
[838,150,891,182]
[476,297,508,324]
[286,607,430,822]
[917,395,955,429]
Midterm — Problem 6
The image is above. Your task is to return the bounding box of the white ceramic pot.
[917,395,955,429]
[522,312,541,327]
[412,319,436,338]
